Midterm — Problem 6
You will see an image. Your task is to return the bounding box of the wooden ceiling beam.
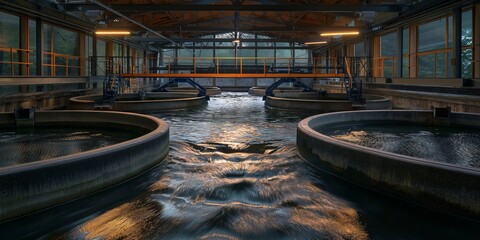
[66,3,413,12]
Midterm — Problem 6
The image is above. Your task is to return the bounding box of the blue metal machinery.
[264,78,317,99]
[153,78,207,97]
[95,74,120,107]
[344,75,365,104]
[343,57,365,104]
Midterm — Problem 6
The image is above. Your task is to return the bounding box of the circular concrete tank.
[266,93,391,112]
[248,87,304,96]
[0,110,169,221]
[69,92,208,112]
[297,110,480,219]
[166,86,222,96]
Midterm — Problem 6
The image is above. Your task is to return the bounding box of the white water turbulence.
[67,92,367,239]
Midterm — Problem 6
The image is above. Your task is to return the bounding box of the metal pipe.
[86,0,191,53]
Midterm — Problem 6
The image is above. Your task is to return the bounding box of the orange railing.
[0,47,32,76]
[158,56,312,75]
[373,56,396,78]
[373,49,454,78]
[415,49,453,78]
[0,47,85,77]
[42,52,85,77]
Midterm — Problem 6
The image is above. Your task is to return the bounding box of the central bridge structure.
[115,56,367,79]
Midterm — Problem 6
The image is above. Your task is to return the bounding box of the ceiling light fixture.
[304,41,327,45]
[95,30,131,35]
[320,31,359,36]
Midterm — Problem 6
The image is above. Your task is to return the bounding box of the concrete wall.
[297,110,480,219]
[314,83,480,113]
[371,77,464,87]
[0,110,169,221]
[367,88,480,113]
[0,89,91,112]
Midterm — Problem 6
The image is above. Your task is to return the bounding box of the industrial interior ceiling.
[56,0,425,48]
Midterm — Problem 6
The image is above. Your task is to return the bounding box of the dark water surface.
[0,127,142,168]
[1,93,479,239]
[321,124,480,168]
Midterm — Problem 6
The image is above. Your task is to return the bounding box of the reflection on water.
[0,127,141,168]
[1,93,479,239]
[322,124,480,168]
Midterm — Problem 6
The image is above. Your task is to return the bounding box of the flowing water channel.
[1,92,479,239]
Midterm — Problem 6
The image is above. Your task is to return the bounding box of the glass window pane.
[418,54,435,77]
[354,42,365,57]
[96,39,106,76]
[295,49,308,65]
[462,48,472,78]
[195,49,213,67]
[178,49,193,65]
[447,51,454,78]
[53,27,79,56]
[447,16,453,48]
[462,10,473,46]
[383,59,393,77]
[238,48,255,65]
[0,12,20,47]
[276,49,291,67]
[402,28,409,54]
[113,43,121,57]
[240,33,255,47]
[436,52,446,78]
[216,48,235,66]
[0,12,22,76]
[43,24,52,52]
[276,42,290,47]
[418,18,446,52]
[161,49,175,65]
[380,32,396,56]
[257,49,274,65]
[402,57,409,77]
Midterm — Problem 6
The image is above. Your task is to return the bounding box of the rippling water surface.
[0,127,141,168]
[322,124,480,168]
[1,92,479,239]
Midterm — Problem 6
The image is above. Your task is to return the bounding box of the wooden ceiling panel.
[64,0,416,42]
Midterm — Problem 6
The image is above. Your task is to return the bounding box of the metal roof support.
[86,0,191,53]
[67,4,414,12]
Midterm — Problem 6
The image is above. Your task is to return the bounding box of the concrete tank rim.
[267,95,350,103]
[115,96,207,103]
[70,94,206,103]
[0,110,169,174]
[267,94,390,103]
[298,109,480,175]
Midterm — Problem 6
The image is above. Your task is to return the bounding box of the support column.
[35,17,42,76]
[20,16,28,76]
[365,26,373,80]
[78,33,86,77]
[454,8,462,79]
[409,24,417,78]
[126,46,131,73]
[396,26,403,78]
[92,35,97,76]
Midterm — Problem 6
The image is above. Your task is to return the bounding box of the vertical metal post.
[36,17,42,76]
[396,26,403,78]
[454,8,462,78]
